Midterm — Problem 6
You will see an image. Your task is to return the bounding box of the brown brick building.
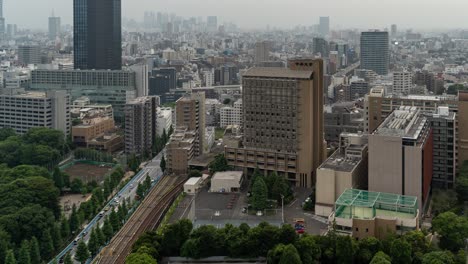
[225,59,325,187]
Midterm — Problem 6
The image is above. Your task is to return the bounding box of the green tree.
[356,237,382,264]
[4,250,15,264]
[432,212,468,251]
[181,239,201,259]
[279,244,302,264]
[294,235,321,264]
[18,240,31,264]
[29,236,41,264]
[75,240,90,264]
[267,244,286,264]
[52,167,64,190]
[69,204,79,232]
[336,235,355,264]
[370,251,392,264]
[250,167,262,190]
[0,128,15,141]
[136,182,145,198]
[144,174,152,192]
[60,216,70,239]
[251,177,268,210]
[88,228,99,256]
[209,154,231,173]
[455,175,468,202]
[431,189,459,216]
[126,253,157,264]
[188,170,202,178]
[103,217,114,242]
[96,225,105,246]
[52,223,63,250]
[160,156,166,172]
[161,219,193,256]
[64,253,73,264]
[389,239,412,264]
[40,228,55,260]
[110,210,120,231]
[422,251,455,264]
[70,178,84,193]
[447,84,465,95]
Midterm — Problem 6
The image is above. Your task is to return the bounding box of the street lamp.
[281,194,285,224]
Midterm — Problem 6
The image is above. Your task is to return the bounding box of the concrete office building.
[220,99,242,128]
[72,117,123,152]
[48,16,61,39]
[18,45,41,65]
[254,41,271,64]
[0,89,70,135]
[360,31,389,75]
[369,107,433,211]
[427,107,456,189]
[149,68,177,96]
[74,0,122,70]
[156,107,172,137]
[205,99,222,127]
[225,59,325,187]
[313,37,329,58]
[71,97,114,120]
[324,103,364,143]
[175,93,206,156]
[207,16,218,32]
[457,91,468,166]
[349,78,370,99]
[315,133,368,217]
[364,87,458,134]
[30,68,147,120]
[319,16,330,36]
[124,96,158,156]
[166,128,195,174]
[391,24,397,37]
[393,71,413,94]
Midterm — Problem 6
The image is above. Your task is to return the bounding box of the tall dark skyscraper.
[360,31,389,75]
[319,16,330,36]
[73,0,122,70]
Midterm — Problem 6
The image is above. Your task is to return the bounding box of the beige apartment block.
[72,117,115,146]
[175,92,206,155]
[315,133,368,217]
[225,59,325,188]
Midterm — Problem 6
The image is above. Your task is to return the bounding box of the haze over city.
[7,0,468,30]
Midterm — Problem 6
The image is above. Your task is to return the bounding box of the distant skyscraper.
[0,0,3,17]
[207,16,217,32]
[391,24,397,37]
[49,16,61,39]
[73,0,122,70]
[360,31,389,75]
[313,37,329,58]
[254,41,271,64]
[0,0,5,39]
[319,16,330,36]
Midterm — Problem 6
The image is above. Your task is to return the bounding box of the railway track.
[98,175,185,264]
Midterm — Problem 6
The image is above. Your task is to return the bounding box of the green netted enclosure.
[335,189,418,220]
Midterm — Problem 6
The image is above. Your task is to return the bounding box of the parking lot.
[170,186,328,234]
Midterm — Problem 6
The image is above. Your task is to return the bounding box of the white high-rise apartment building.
[0,89,71,135]
[204,70,214,87]
[156,107,172,137]
[220,99,242,128]
[393,71,413,94]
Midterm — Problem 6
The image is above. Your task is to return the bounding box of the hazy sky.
[6,0,468,30]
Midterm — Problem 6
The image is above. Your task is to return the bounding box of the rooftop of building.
[0,91,47,98]
[243,67,313,79]
[74,117,113,128]
[127,96,155,105]
[212,171,243,181]
[334,189,418,220]
[319,133,368,172]
[373,106,427,139]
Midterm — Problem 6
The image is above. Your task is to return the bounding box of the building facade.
[156,107,172,137]
[368,107,433,211]
[315,133,368,217]
[18,45,41,65]
[427,107,456,189]
[30,69,145,120]
[124,96,158,156]
[225,59,325,188]
[220,99,242,128]
[318,16,330,36]
[74,0,122,70]
[393,71,413,94]
[360,31,389,75]
[254,41,271,64]
[0,89,70,135]
[175,93,206,156]
[48,16,61,39]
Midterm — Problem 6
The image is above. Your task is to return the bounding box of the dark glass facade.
[73,0,122,70]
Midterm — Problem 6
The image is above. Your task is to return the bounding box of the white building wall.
[156,107,173,136]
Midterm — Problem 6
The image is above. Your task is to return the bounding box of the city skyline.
[6,0,468,30]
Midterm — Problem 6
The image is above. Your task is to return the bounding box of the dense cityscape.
[0,0,467,264]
